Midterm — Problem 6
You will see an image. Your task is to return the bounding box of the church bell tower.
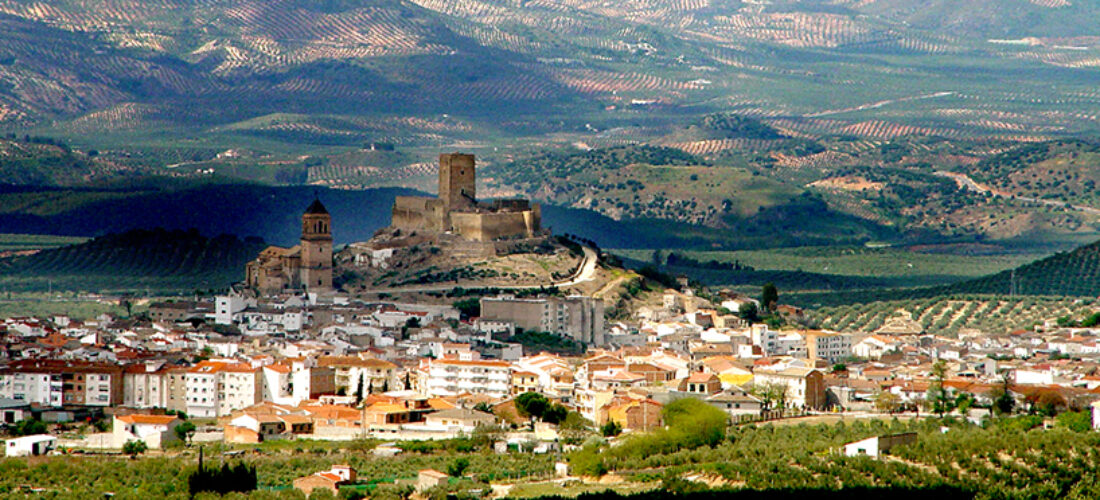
[300,198,333,291]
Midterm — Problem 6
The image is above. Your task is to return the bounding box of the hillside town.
[5,154,1100,467]
[5,276,1100,454]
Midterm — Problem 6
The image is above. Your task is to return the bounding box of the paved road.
[360,245,598,294]
[935,171,1100,215]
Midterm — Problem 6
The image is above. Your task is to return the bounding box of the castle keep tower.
[438,153,476,212]
[389,152,541,242]
[299,198,333,291]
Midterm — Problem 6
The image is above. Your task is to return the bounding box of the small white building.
[5,435,56,457]
[842,433,917,458]
[112,414,182,449]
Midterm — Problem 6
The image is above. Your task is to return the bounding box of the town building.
[245,198,333,294]
[112,414,182,449]
[753,366,827,410]
[294,465,357,497]
[5,435,56,457]
[802,331,853,364]
[480,295,605,345]
[419,359,511,399]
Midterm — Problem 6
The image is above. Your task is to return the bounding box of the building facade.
[419,359,511,399]
[480,295,605,345]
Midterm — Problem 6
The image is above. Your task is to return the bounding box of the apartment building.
[184,361,262,418]
[753,366,826,410]
[480,295,605,345]
[318,356,398,396]
[122,364,168,409]
[0,360,122,407]
[418,359,511,399]
[802,331,853,364]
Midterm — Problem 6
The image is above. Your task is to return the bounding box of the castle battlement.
[390,153,542,242]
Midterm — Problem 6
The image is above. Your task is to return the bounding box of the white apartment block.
[185,369,218,418]
[803,331,853,363]
[0,373,62,406]
[480,295,605,345]
[419,359,511,399]
[184,361,262,418]
[123,369,167,409]
[219,367,262,416]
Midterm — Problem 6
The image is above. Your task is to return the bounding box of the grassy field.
[0,292,136,319]
[614,246,1047,289]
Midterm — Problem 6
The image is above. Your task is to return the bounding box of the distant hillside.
[792,237,1100,307]
[959,139,1100,208]
[941,240,1100,297]
[0,228,267,293]
[0,181,744,250]
[0,0,1097,147]
[0,183,418,246]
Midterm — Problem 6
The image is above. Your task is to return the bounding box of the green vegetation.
[567,414,1100,500]
[811,296,1095,335]
[515,392,570,425]
[187,461,257,497]
[624,245,1041,286]
[8,418,46,436]
[502,146,702,181]
[696,114,785,140]
[790,236,1100,307]
[122,440,147,458]
[506,330,585,356]
[0,293,130,320]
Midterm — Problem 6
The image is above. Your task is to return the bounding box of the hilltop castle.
[245,199,333,294]
[391,153,541,241]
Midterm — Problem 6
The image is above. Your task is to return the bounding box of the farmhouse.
[293,464,357,496]
[112,414,181,449]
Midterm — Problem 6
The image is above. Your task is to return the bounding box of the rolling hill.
[785,235,1100,307]
[0,0,1097,149]
[0,227,268,292]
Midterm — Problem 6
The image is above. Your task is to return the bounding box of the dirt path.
[935,171,1100,215]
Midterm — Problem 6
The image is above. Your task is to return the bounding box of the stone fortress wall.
[390,153,541,242]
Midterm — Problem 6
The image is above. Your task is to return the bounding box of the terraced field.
[0,0,1096,149]
[811,296,1095,336]
[0,228,267,293]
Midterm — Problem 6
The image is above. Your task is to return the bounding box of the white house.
[113,414,182,449]
[853,335,901,360]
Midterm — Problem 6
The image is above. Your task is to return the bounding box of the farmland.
[8,416,1100,499]
[809,296,1096,336]
[0,228,267,294]
[0,233,86,253]
[616,246,1045,289]
[0,0,1097,154]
